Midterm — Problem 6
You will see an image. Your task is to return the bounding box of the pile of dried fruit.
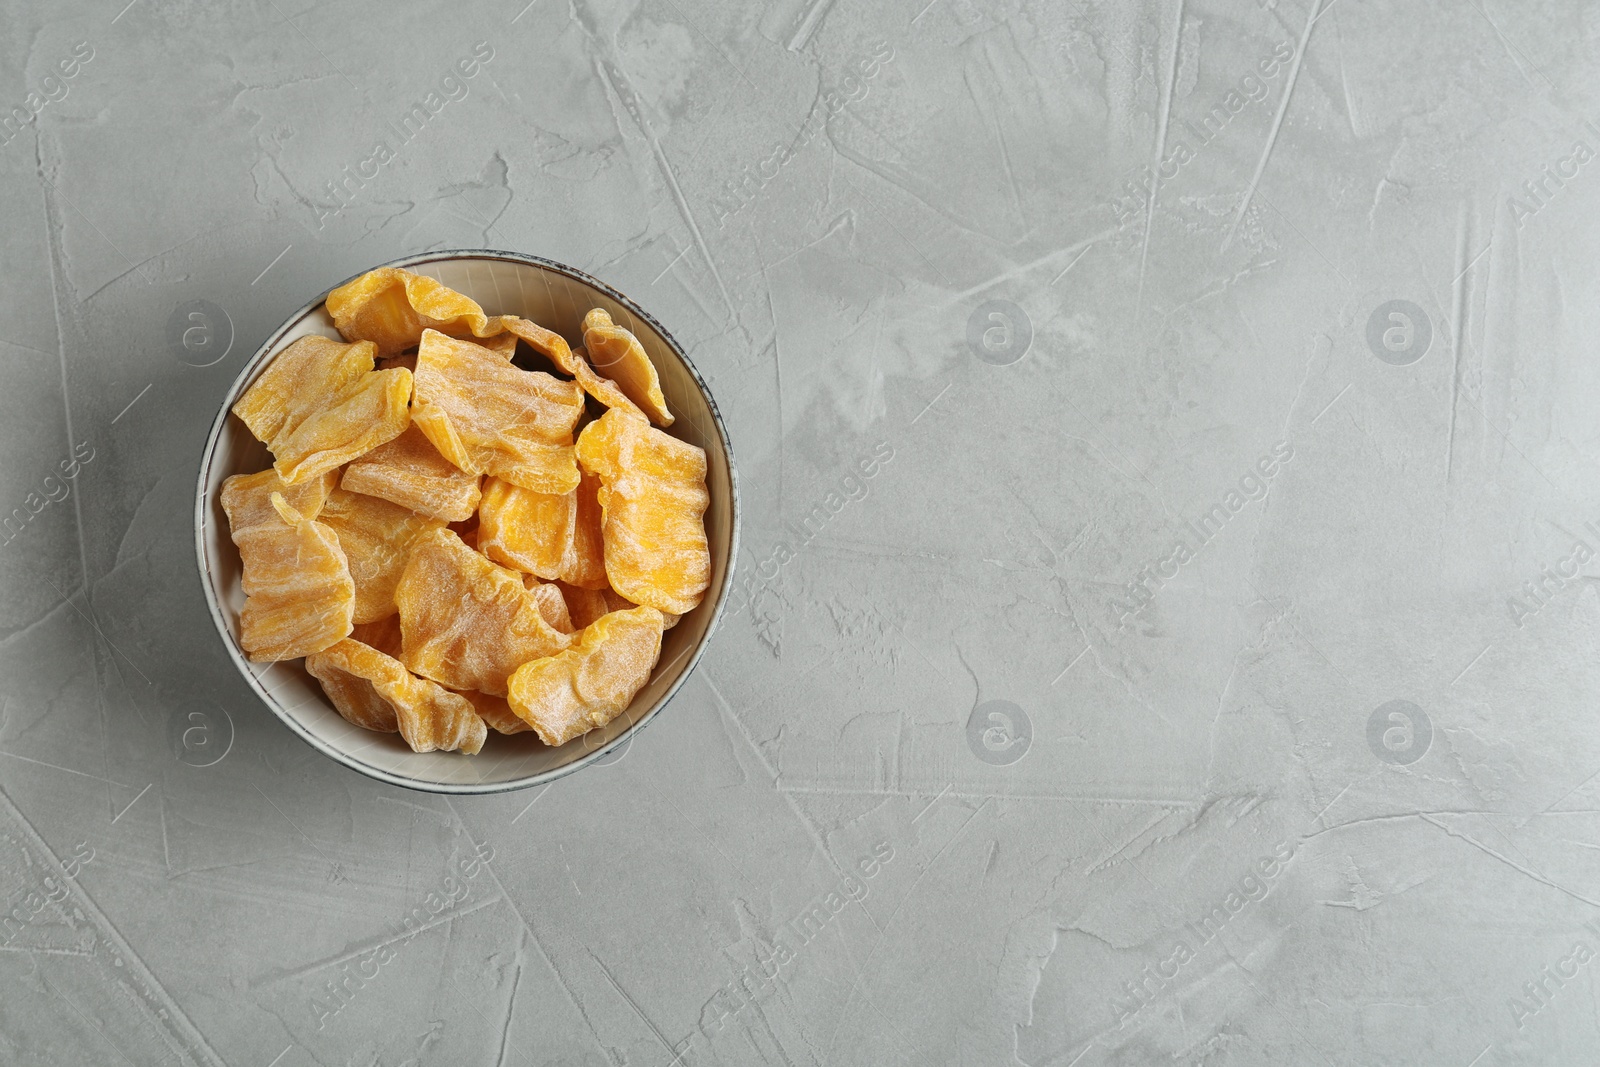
[220,267,711,754]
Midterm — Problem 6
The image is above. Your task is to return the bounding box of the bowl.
[195,250,739,793]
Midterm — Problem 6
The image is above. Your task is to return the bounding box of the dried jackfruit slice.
[232,336,372,446]
[378,353,417,373]
[527,580,576,634]
[477,477,574,579]
[306,639,487,754]
[518,330,643,420]
[482,317,642,420]
[557,582,610,630]
[602,587,681,630]
[561,471,608,589]
[478,331,518,360]
[326,267,496,357]
[218,468,337,529]
[271,368,410,485]
[561,581,675,628]
[567,347,645,419]
[506,606,665,746]
[340,425,483,523]
[459,690,532,736]
[220,474,354,662]
[395,527,572,696]
[477,471,609,590]
[412,330,584,495]
[351,614,404,659]
[581,308,672,426]
[317,488,444,624]
[575,408,710,615]
[494,315,581,375]
[306,640,399,732]
[232,335,411,485]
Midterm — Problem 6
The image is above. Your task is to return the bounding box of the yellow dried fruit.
[412,330,584,494]
[326,267,495,357]
[506,606,665,746]
[378,353,417,373]
[478,331,518,360]
[527,580,576,634]
[395,527,572,696]
[340,424,483,523]
[477,477,573,579]
[494,315,581,375]
[220,473,353,662]
[350,614,404,659]
[483,317,641,419]
[306,639,487,754]
[219,467,336,527]
[233,337,370,446]
[561,471,608,589]
[455,690,530,736]
[581,308,672,426]
[575,408,710,615]
[602,587,680,629]
[231,335,411,485]
[556,582,610,630]
[317,488,444,624]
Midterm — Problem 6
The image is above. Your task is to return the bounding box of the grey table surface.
[2,0,1598,1064]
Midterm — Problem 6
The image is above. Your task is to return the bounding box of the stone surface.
[1,1,1599,1064]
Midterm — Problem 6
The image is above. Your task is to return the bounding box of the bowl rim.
[193,248,741,795]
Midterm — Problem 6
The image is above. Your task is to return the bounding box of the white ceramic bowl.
[195,251,739,793]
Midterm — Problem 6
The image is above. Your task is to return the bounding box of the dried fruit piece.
[602,587,680,629]
[459,690,532,736]
[488,317,643,419]
[307,641,399,733]
[506,606,665,746]
[219,467,337,528]
[478,331,518,360]
[561,471,608,589]
[581,308,672,426]
[326,267,496,356]
[494,316,581,375]
[317,488,444,623]
[396,527,572,696]
[568,348,647,419]
[575,408,710,615]
[306,639,487,754]
[557,582,610,630]
[232,335,411,485]
[351,614,404,659]
[232,337,371,446]
[477,471,609,590]
[220,474,354,662]
[378,353,417,373]
[412,330,584,494]
[527,580,576,634]
[272,370,411,485]
[340,425,483,523]
[477,477,574,579]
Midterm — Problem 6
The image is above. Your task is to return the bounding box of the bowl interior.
[198,254,736,792]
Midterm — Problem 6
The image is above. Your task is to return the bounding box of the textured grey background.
[1,0,1598,1063]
